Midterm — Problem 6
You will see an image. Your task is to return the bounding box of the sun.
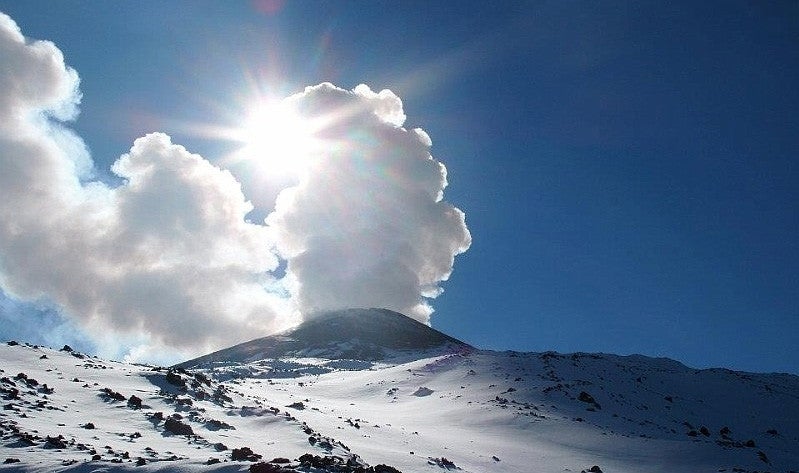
[236,100,317,176]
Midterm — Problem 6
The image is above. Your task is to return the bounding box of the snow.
[1,340,797,472]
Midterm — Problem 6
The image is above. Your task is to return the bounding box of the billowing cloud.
[266,83,471,323]
[0,13,290,359]
[0,13,470,360]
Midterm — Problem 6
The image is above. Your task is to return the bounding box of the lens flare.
[238,101,316,177]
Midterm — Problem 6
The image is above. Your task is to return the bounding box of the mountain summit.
[177,308,471,368]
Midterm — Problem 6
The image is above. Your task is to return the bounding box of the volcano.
[177,308,471,368]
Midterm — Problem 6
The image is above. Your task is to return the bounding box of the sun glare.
[237,101,316,176]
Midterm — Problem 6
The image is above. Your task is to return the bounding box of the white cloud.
[0,14,470,361]
[0,13,292,360]
[267,83,471,323]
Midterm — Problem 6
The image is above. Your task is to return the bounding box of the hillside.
[0,311,797,472]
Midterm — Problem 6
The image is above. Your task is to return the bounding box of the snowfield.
[1,312,797,473]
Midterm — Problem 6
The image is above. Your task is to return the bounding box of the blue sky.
[0,1,796,373]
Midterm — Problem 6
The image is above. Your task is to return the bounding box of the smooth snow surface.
[1,340,797,472]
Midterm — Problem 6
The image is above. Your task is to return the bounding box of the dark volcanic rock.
[578,391,601,409]
[101,388,125,401]
[232,447,262,462]
[164,417,193,436]
[250,463,285,473]
[45,435,67,449]
[128,395,142,409]
[373,465,403,473]
[165,371,187,389]
[429,457,457,469]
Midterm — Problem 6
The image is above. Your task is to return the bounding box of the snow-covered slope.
[1,313,797,472]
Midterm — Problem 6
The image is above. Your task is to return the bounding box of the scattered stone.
[757,450,771,465]
[128,395,142,409]
[413,387,434,397]
[101,387,125,401]
[175,397,193,407]
[193,372,211,386]
[271,457,291,463]
[165,371,186,389]
[582,466,602,473]
[578,391,601,409]
[286,401,305,410]
[83,422,95,429]
[60,345,73,352]
[250,462,284,473]
[164,417,193,436]
[699,426,710,436]
[207,418,235,430]
[346,418,361,429]
[206,458,221,465]
[6,341,18,346]
[492,455,501,461]
[373,464,403,473]
[231,447,262,462]
[4,458,20,464]
[298,454,342,469]
[428,457,457,469]
[213,386,233,404]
